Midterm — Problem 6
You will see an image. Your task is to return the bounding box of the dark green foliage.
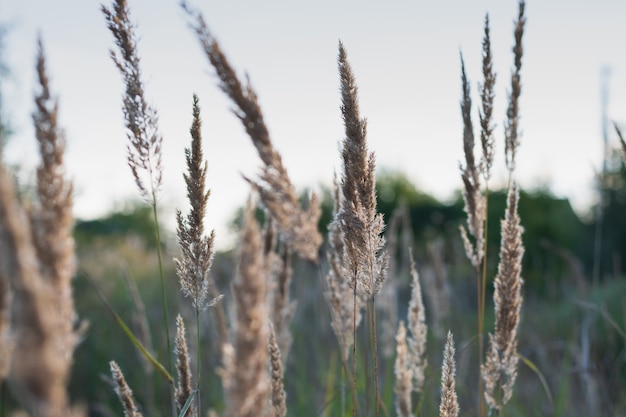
[74,202,159,248]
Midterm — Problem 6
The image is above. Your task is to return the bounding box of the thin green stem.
[478,184,490,417]
[352,285,357,417]
[369,297,380,417]
[196,305,201,416]
[150,201,175,416]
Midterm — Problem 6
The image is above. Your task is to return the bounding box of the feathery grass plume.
[174,315,196,417]
[481,183,524,411]
[479,14,496,181]
[394,321,413,417]
[223,202,270,417]
[504,0,526,174]
[268,324,287,417]
[336,41,389,297]
[110,361,143,417]
[182,3,322,262]
[336,40,389,417]
[101,0,163,202]
[31,37,78,364]
[459,54,485,270]
[439,331,459,417]
[0,164,68,416]
[175,94,219,309]
[324,175,365,361]
[407,252,428,394]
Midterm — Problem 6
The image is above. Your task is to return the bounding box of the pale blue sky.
[2,0,626,248]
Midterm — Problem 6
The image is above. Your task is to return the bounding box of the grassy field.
[1,0,625,416]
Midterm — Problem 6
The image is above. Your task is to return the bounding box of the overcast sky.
[2,0,626,248]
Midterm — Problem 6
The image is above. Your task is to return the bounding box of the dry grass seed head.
[459,54,485,270]
[102,0,163,202]
[324,174,365,360]
[175,314,195,417]
[336,41,388,298]
[407,252,428,394]
[479,14,496,181]
[394,321,413,417]
[504,0,526,173]
[224,202,270,417]
[268,324,287,417]
[175,94,219,310]
[439,331,459,417]
[482,182,524,410]
[110,361,143,417]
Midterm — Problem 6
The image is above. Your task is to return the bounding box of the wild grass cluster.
[1,0,625,416]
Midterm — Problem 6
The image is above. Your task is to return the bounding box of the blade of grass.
[83,271,173,384]
[178,389,198,417]
[517,352,553,407]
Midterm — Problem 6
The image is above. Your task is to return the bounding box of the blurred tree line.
[74,156,626,300]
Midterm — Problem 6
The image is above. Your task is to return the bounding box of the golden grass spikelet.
[175,94,219,310]
[324,177,365,361]
[224,202,270,417]
[479,14,496,181]
[102,0,163,202]
[439,331,459,417]
[407,252,428,394]
[182,3,322,262]
[459,54,485,270]
[504,0,526,174]
[394,321,413,417]
[482,182,524,410]
[0,164,68,417]
[335,41,389,298]
[175,315,196,417]
[268,324,287,417]
[110,361,143,417]
[31,38,78,363]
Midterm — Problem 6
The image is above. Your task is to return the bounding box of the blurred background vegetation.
[47,155,624,416]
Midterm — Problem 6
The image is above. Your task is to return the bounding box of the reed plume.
[335,40,389,417]
[222,202,269,417]
[459,54,485,270]
[481,183,524,411]
[182,2,322,262]
[479,14,496,181]
[268,324,287,417]
[407,253,428,394]
[335,42,388,297]
[102,0,163,202]
[393,321,413,417]
[174,315,195,417]
[324,175,365,361]
[0,39,78,417]
[504,0,526,175]
[175,94,219,309]
[31,37,78,362]
[110,361,143,417]
[439,332,459,417]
